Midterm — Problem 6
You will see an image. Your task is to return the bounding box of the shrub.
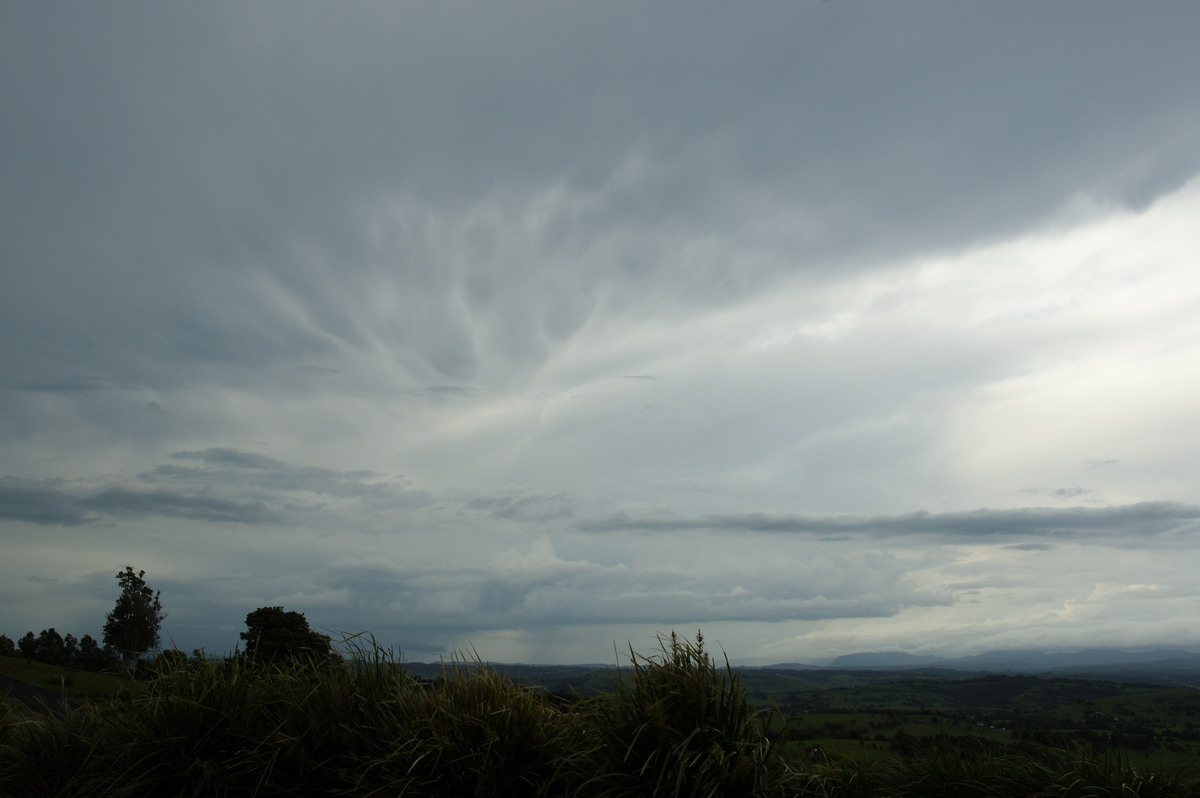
[585,631,780,798]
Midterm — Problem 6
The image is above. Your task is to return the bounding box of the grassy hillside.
[3,639,1199,796]
[0,655,137,698]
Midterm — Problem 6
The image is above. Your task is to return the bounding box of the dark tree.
[241,606,336,666]
[0,634,14,657]
[103,566,166,671]
[149,648,191,676]
[77,633,114,672]
[37,628,66,666]
[63,633,79,666]
[18,631,38,663]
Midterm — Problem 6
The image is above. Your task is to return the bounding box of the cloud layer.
[3,2,1200,663]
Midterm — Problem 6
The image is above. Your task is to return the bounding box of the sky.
[3,1,1200,666]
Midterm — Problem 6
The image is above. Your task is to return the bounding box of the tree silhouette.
[241,606,336,666]
[103,566,166,671]
[36,628,66,666]
[77,633,114,672]
[17,631,38,663]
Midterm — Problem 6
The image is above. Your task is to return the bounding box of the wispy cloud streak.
[580,503,1200,542]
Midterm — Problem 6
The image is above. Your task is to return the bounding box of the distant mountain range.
[775,648,1200,673]
[399,648,1200,693]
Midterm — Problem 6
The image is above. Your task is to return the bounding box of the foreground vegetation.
[3,634,1199,797]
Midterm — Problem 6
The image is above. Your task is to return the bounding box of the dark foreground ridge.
[5,637,1200,797]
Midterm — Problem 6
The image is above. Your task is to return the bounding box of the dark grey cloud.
[580,502,1200,542]
[1020,487,1094,500]
[147,449,421,507]
[1050,488,1091,499]
[4,2,1199,394]
[1,376,121,394]
[173,448,288,471]
[80,488,281,525]
[323,556,946,633]
[0,478,94,526]
[465,492,574,523]
[0,449,421,527]
[0,478,280,527]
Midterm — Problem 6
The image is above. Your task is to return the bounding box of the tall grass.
[3,633,1198,797]
[587,631,781,797]
[0,639,585,797]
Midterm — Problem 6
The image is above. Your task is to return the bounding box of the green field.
[743,670,1200,778]
[0,654,138,699]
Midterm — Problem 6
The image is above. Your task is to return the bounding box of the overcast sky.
[4,2,1200,665]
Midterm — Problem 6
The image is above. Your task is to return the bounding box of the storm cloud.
[3,2,1200,664]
